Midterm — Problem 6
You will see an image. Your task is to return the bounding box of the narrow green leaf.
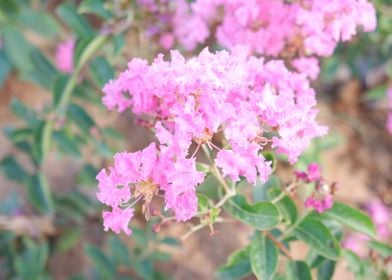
[84,244,115,279]
[55,229,82,253]
[56,3,94,38]
[28,173,54,215]
[225,195,281,229]
[287,261,312,280]
[216,246,252,280]
[2,25,32,72]
[76,164,98,186]
[108,235,130,266]
[0,50,12,86]
[78,0,112,19]
[323,202,376,238]
[53,131,81,156]
[30,49,58,89]
[89,57,114,87]
[52,74,69,107]
[10,98,40,127]
[367,240,392,258]
[293,216,341,260]
[250,234,278,280]
[0,156,29,183]
[67,103,95,132]
[18,10,60,37]
[160,237,181,247]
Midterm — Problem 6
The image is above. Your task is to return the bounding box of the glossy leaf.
[268,187,297,224]
[287,261,312,280]
[250,234,278,280]
[317,260,336,280]
[293,216,341,260]
[225,195,281,229]
[216,246,252,280]
[67,103,95,132]
[367,240,392,258]
[323,202,376,238]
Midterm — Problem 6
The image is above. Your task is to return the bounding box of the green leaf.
[53,131,81,156]
[84,244,115,279]
[197,193,210,212]
[78,0,112,19]
[108,235,130,266]
[367,240,392,258]
[225,195,281,230]
[14,241,49,280]
[89,57,114,87]
[344,250,364,278]
[76,164,98,186]
[0,156,29,184]
[67,103,95,132]
[27,173,54,215]
[5,127,32,143]
[30,49,58,89]
[293,216,341,260]
[0,50,12,86]
[18,10,60,37]
[55,229,82,253]
[268,187,297,225]
[0,0,19,15]
[160,237,181,247]
[287,261,312,280]
[323,202,376,238]
[56,3,94,38]
[364,85,387,101]
[317,260,335,280]
[52,74,69,107]
[253,175,280,202]
[10,98,40,127]
[216,246,252,280]
[250,234,278,280]
[2,25,33,72]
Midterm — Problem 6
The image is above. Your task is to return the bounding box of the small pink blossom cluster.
[297,163,335,213]
[98,48,327,234]
[157,0,376,79]
[55,38,75,74]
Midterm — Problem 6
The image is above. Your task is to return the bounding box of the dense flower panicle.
[103,48,326,173]
[99,49,327,233]
[141,0,375,79]
[55,39,75,73]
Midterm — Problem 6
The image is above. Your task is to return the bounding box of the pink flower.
[55,39,75,74]
[103,207,134,235]
[305,194,334,213]
[292,57,320,80]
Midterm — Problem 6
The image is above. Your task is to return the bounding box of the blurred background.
[0,0,391,279]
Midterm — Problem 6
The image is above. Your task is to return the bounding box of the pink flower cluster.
[98,48,327,234]
[97,143,204,235]
[55,39,75,74]
[144,0,375,79]
[297,163,335,213]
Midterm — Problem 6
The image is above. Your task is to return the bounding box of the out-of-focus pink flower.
[295,162,321,182]
[305,194,334,213]
[367,200,391,239]
[55,39,75,74]
[343,232,369,257]
[159,33,175,50]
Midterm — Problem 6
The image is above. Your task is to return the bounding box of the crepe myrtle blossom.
[99,48,327,234]
[96,143,204,235]
[147,0,375,79]
[55,38,75,74]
